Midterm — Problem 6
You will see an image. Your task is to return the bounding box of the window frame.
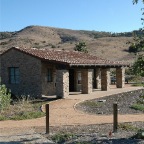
[9,67,20,84]
[47,68,53,82]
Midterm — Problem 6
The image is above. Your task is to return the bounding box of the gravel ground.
[1,89,144,144]
[40,89,144,144]
[0,127,54,144]
[34,121,144,144]
[76,89,144,115]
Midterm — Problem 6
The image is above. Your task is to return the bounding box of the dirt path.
[0,85,144,143]
[0,85,143,129]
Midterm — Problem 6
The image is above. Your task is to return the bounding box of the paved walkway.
[0,85,144,129]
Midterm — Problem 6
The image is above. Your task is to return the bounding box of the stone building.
[0,47,129,98]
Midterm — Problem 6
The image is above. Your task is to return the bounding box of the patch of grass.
[81,101,103,108]
[130,104,144,111]
[132,83,144,87]
[130,92,144,112]
[0,115,7,121]
[51,133,75,143]
[118,123,138,131]
[10,111,45,120]
[0,98,46,121]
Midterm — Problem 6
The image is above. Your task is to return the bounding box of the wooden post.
[46,104,49,134]
[113,103,118,132]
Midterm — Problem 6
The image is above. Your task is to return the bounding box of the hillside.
[0,25,136,62]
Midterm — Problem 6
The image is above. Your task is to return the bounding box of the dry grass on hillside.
[0,26,135,62]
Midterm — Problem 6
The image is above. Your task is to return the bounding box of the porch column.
[81,69,93,94]
[101,68,110,91]
[93,68,101,89]
[56,69,69,98]
[116,67,125,88]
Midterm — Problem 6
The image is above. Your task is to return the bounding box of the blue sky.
[0,0,143,32]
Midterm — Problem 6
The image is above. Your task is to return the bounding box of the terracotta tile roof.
[2,47,130,67]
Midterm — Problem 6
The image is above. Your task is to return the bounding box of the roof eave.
[69,63,130,68]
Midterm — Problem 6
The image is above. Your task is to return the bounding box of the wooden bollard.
[46,104,49,134]
[113,103,118,132]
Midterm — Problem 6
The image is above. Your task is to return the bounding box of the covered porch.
[56,65,126,98]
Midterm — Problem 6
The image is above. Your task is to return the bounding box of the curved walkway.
[0,85,144,129]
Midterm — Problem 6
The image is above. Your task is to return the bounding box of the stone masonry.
[101,68,110,91]
[1,49,42,97]
[116,67,125,88]
[41,63,56,96]
[56,69,69,98]
[93,68,101,89]
[81,69,93,94]
[0,47,128,98]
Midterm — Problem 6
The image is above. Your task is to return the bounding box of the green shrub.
[74,42,88,53]
[0,85,11,112]
[137,94,144,104]
[132,83,144,87]
[51,133,74,143]
[118,123,138,131]
[0,115,7,121]
[51,45,56,48]
[130,92,144,111]
[130,104,144,111]
[34,42,39,45]
[132,129,144,139]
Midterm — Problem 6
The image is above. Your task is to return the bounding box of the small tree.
[133,0,144,4]
[130,0,144,77]
[74,42,88,53]
[129,36,144,53]
[132,54,144,77]
[0,85,11,112]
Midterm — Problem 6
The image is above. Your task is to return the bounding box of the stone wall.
[41,63,56,96]
[93,68,101,89]
[56,69,69,98]
[81,69,93,94]
[1,49,42,97]
[101,68,110,91]
[116,67,125,88]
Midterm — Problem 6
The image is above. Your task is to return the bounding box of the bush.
[0,41,8,45]
[0,85,11,112]
[137,94,144,104]
[52,133,74,143]
[130,104,144,111]
[74,42,88,53]
[129,45,137,53]
[51,45,56,48]
[132,129,144,139]
[132,54,144,77]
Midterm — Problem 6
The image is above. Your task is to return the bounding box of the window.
[9,67,20,84]
[77,71,81,84]
[47,68,52,82]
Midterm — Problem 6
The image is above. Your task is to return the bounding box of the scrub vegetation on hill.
[0,25,140,62]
